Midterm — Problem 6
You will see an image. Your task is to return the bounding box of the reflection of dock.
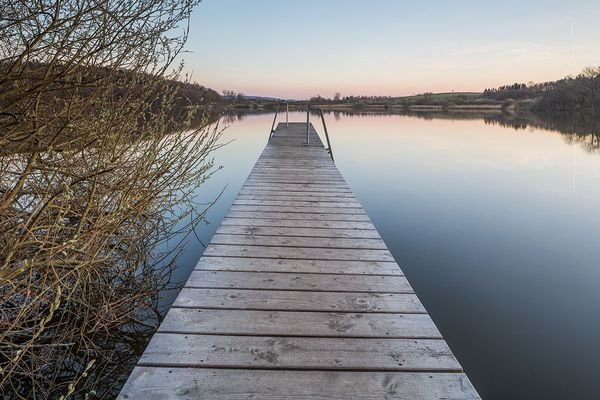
[118,122,480,399]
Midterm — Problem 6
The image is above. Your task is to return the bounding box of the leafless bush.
[0,1,222,398]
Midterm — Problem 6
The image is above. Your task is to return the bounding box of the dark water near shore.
[163,111,600,400]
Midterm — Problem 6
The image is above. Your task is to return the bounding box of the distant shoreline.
[227,102,505,113]
[315,103,503,111]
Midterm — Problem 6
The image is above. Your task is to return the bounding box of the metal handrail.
[305,103,310,145]
[269,101,289,140]
[268,103,280,139]
[315,107,334,162]
[269,102,335,162]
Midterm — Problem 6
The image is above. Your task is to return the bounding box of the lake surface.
[165,111,600,400]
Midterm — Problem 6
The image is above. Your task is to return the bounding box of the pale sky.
[182,0,600,99]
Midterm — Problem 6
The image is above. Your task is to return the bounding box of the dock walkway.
[118,122,480,399]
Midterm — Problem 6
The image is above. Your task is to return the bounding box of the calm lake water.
[164,111,600,400]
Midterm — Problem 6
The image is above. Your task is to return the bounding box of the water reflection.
[483,112,600,153]
[225,109,600,155]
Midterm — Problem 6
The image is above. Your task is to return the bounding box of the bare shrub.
[0,0,222,398]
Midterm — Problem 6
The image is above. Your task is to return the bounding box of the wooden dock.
[118,122,480,399]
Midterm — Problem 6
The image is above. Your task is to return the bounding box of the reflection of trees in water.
[483,113,600,154]
[318,109,500,122]
[221,111,251,124]
[227,108,600,155]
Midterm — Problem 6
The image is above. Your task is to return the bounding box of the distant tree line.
[221,89,246,102]
[484,66,600,112]
[306,92,495,109]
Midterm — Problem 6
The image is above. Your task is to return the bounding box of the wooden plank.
[203,244,395,262]
[236,194,359,202]
[237,191,357,199]
[247,172,343,179]
[173,288,423,313]
[216,225,381,239]
[253,164,337,168]
[251,167,341,173]
[260,149,328,155]
[255,156,332,160]
[242,183,352,193]
[209,234,387,249]
[139,334,460,371]
[232,199,361,208]
[194,257,404,276]
[118,368,480,400]
[251,170,336,174]
[244,181,350,188]
[251,170,337,175]
[224,212,372,223]
[253,162,335,168]
[159,308,442,338]
[185,271,413,293]
[240,189,354,197]
[251,162,335,167]
[261,154,330,158]
[244,180,347,186]
[255,157,331,162]
[246,179,347,186]
[245,175,343,181]
[249,167,341,172]
[247,177,345,183]
[229,205,366,215]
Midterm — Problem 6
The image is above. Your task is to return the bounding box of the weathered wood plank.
[185,271,413,293]
[224,212,372,223]
[203,244,395,262]
[229,205,366,215]
[251,167,341,174]
[244,181,350,189]
[246,175,345,182]
[245,171,342,176]
[159,308,442,338]
[248,167,342,173]
[139,334,460,371]
[118,368,480,400]
[173,288,423,313]
[216,225,381,239]
[242,183,352,193]
[246,178,345,184]
[209,233,387,250]
[260,149,329,155]
[233,199,361,208]
[255,157,331,163]
[237,191,357,199]
[253,163,336,168]
[194,257,404,276]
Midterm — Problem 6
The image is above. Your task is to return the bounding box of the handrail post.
[286,102,289,127]
[319,109,334,162]
[306,103,310,146]
[269,103,280,140]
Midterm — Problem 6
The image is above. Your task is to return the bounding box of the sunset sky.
[183,0,600,99]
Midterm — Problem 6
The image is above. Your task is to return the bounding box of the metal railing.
[307,105,334,162]
[269,102,289,140]
[269,102,334,162]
